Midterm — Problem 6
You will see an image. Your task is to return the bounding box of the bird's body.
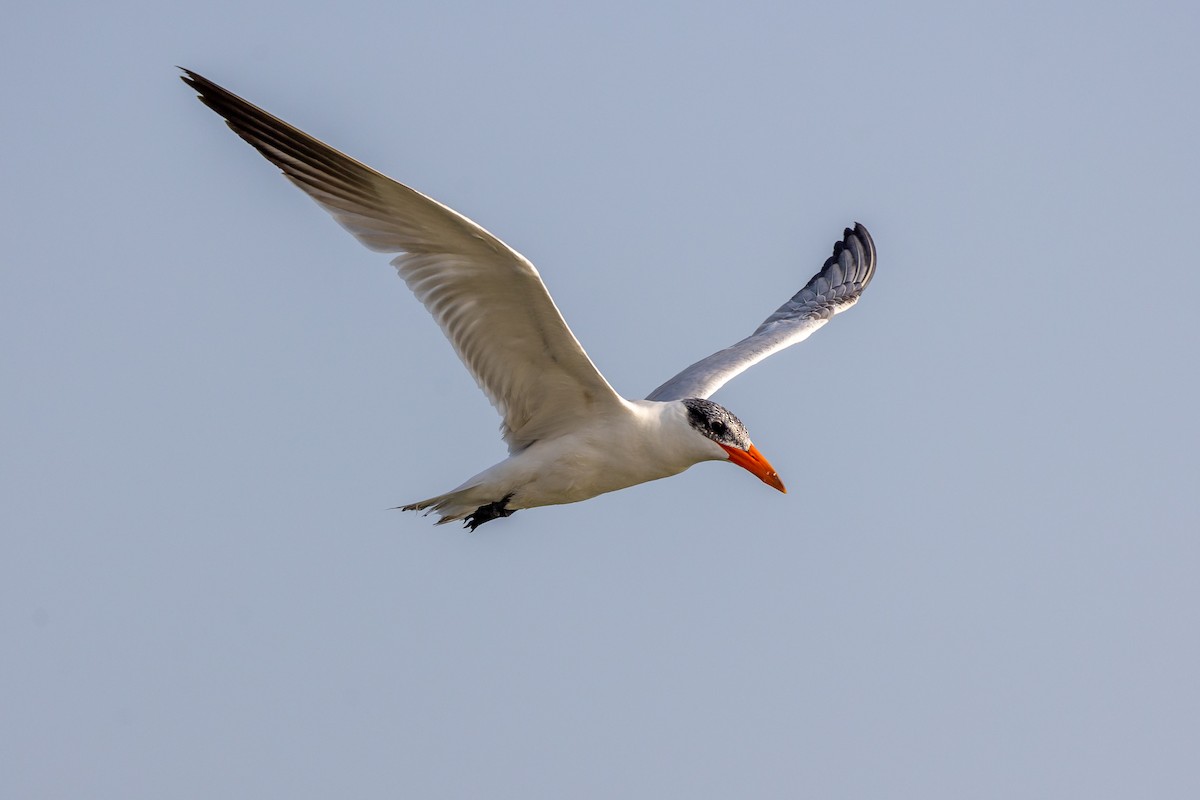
[407,400,728,523]
[181,69,876,529]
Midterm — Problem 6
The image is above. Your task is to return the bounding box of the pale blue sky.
[3,1,1198,797]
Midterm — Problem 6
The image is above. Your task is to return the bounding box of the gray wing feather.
[182,70,625,452]
[646,224,876,401]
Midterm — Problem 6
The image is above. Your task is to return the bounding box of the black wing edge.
[814,222,876,300]
[752,221,877,333]
[178,67,377,198]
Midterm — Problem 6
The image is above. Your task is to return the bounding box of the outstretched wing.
[647,224,876,401]
[182,69,625,452]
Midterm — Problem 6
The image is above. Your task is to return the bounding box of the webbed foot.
[463,494,516,531]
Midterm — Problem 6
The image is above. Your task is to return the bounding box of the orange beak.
[720,443,786,493]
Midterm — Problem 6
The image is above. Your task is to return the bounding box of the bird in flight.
[181,69,876,529]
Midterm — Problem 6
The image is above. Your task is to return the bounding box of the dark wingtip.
[178,66,202,89]
[850,222,874,259]
[822,221,876,293]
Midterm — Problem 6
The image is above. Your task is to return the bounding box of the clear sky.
[3,1,1198,797]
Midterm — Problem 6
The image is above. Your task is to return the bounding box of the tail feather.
[398,483,497,527]
[398,495,468,525]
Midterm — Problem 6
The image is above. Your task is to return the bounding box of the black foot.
[463,494,516,531]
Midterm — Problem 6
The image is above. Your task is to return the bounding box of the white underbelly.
[492,432,696,510]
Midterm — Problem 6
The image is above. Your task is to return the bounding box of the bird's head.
[682,398,786,493]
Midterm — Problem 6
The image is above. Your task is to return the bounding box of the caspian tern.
[182,69,876,529]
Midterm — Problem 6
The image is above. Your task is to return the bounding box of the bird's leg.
[463,494,516,531]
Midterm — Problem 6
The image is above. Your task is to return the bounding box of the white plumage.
[183,69,876,529]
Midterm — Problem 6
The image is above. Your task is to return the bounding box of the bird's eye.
[710,420,726,436]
